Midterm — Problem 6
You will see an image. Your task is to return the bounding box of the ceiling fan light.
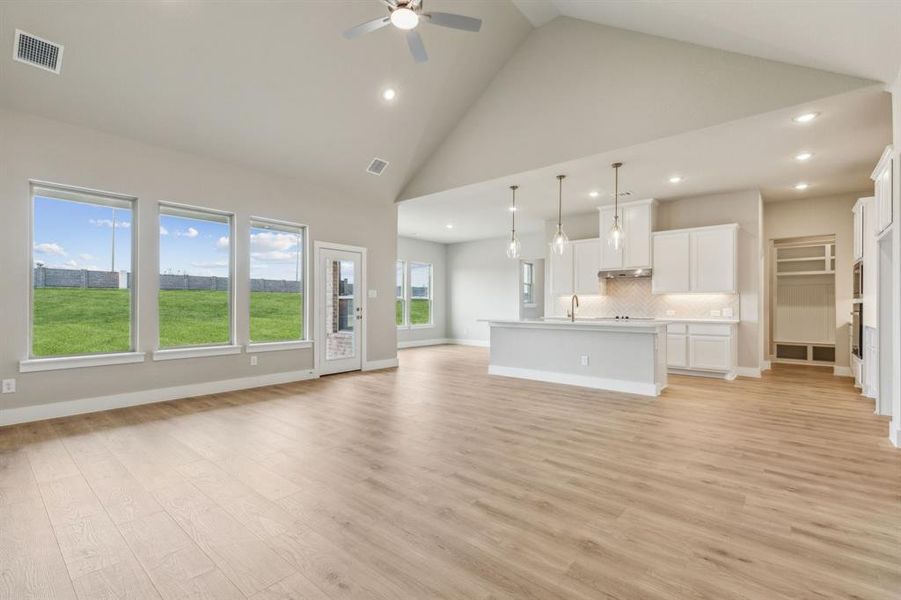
[391,7,419,30]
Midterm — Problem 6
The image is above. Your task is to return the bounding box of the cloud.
[160,226,169,236]
[181,227,199,239]
[65,259,78,267]
[79,253,95,261]
[34,242,67,256]
[251,250,296,263]
[250,232,298,253]
[190,260,229,269]
[216,236,230,250]
[90,219,131,229]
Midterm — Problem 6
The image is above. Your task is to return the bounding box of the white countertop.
[485,318,668,332]
[542,316,740,324]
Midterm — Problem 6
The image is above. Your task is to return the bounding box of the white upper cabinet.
[872,146,893,236]
[548,241,573,296]
[852,199,864,262]
[651,232,690,293]
[652,224,737,294]
[691,226,737,293]
[597,199,655,270]
[572,238,604,296]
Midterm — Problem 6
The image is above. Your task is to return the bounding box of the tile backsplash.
[554,277,740,319]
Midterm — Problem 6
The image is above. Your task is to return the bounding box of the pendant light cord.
[510,185,517,239]
[557,175,565,230]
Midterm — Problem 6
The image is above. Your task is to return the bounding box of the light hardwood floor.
[1,345,899,599]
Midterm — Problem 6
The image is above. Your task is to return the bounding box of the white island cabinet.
[487,319,668,397]
[666,321,738,379]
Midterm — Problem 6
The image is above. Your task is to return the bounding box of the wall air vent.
[13,29,63,74]
[366,158,389,176]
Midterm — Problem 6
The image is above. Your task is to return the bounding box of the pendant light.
[505,185,522,259]
[551,174,569,255]
[608,162,625,251]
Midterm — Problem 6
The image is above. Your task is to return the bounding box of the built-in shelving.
[774,242,835,276]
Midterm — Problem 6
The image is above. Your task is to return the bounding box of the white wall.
[763,193,860,371]
[447,232,544,343]
[889,72,901,447]
[402,17,872,200]
[396,236,447,344]
[0,108,397,413]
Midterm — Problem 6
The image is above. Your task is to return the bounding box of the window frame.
[408,261,433,329]
[154,201,236,357]
[522,261,536,307]
[396,259,407,328]
[247,216,310,349]
[22,180,143,371]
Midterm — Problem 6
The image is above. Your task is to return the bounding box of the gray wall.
[446,232,545,343]
[0,108,397,411]
[396,236,447,344]
[34,267,122,289]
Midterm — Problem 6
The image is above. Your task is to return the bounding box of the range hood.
[598,268,652,279]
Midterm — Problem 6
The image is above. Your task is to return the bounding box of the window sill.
[410,324,434,330]
[20,352,146,373]
[246,340,312,353]
[152,345,242,361]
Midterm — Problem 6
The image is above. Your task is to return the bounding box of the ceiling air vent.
[366,158,389,176]
[13,29,63,74]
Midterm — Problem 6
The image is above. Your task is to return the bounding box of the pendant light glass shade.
[506,185,521,258]
[552,175,568,256]
[608,215,624,250]
[607,162,625,250]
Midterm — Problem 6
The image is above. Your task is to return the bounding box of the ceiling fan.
[343,0,483,64]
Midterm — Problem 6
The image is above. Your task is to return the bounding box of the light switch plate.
[1,379,15,394]
[250,356,258,366]
[580,354,589,367]
[368,289,377,298]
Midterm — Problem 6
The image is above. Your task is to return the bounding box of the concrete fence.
[34,267,300,293]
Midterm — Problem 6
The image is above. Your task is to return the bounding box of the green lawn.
[32,288,304,356]
[396,298,431,326]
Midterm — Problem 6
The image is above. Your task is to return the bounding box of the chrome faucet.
[569,294,580,322]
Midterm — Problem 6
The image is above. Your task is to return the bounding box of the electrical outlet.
[665,309,676,316]
[710,309,722,317]
[368,289,377,298]
[250,356,258,366]
[722,307,734,318]
[1,379,15,394]
[580,354,589,367]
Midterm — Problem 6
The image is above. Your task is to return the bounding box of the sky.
[33,196,304,280]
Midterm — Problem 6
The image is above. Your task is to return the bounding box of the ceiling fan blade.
[405,30,428,63]
[423,12,482,32]
[343,16,391,40]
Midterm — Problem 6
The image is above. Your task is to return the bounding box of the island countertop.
[483,318,669,332]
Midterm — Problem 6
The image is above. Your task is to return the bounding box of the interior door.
[318,248,363,375]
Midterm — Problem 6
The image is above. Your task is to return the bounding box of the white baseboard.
[735,367,762,378]
[0,369,318,427]
[761,360,772,371]
[833,366,853,377]
[363,358,399,371]
[449,338,490,348]
[890,427,900,448]
[668,368,733,381]
[397,338,450,349]
[488,365,659,397]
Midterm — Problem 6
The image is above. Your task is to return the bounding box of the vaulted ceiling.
[0,1,531,201]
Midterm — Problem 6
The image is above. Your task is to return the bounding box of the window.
[409,262,432,326]
[396,260,406,326]
[30,183,135,358]
[522,262,535,305]
[249,219,306,343]
[159,204,233,348]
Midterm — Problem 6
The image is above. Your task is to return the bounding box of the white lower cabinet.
[667,322,737,378]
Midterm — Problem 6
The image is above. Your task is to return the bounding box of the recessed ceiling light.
[589,191,599,198]
[445,223,454,229]
[382,88,397,101]
[794,151,813,161]
[669,176,683,184]
[793,112,818,123]
[794,182,809,190]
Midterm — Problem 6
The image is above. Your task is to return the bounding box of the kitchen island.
[487,319,668,396]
